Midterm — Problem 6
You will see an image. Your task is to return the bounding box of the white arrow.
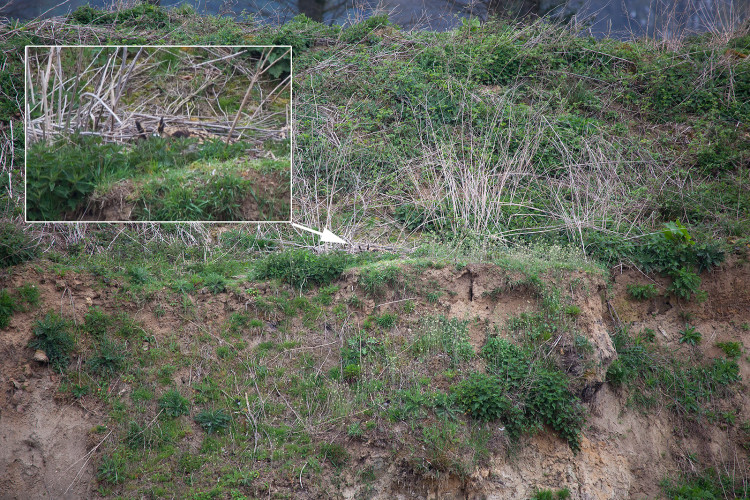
[291,223,347,244]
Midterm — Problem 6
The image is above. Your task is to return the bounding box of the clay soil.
[0,258,748,499]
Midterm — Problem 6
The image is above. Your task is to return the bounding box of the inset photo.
[25,45,291,222]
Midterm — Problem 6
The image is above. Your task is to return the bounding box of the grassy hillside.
[0,5,748,499]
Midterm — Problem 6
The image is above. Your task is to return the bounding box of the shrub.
[667,267,703,301]
[195,409,231,434]
[26,135,127,220]
[203,272,227,293]
[693,242,725,272]
[28,312,75,370]
[478,337,585,450]
[255,249,350,290]
[159,389,191,418]
[453,372,518,425]
[0,222,38,268]
[87,336,127,377]
[679,325,702,346]
[528,369,586,452]
[627,283,659,301]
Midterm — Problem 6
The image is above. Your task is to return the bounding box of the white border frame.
[24,44,293,225]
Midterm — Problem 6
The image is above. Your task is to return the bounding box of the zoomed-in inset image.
[25,45,291,222]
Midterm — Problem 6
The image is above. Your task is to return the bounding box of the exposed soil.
[0,258,747,498]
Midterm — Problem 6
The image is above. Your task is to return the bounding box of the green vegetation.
[661,468,749,500]
[194,409,231,434]
[0,223,39,268]
[87,336,127,377]
[679,325,702,346]
[530,488,571,500]
[25,133,284,221]
[253,249,387,290]
[28,312,75,370]
[472,337,586,451]
[607,327,741,420]
[626,283,659,301]
[24,44,290,221]
[0,289,16,328]
[716,341,742,359]
[0,5,748,499]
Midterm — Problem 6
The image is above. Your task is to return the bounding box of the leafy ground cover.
[0,4,748,498]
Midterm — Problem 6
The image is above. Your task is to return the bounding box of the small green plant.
[158,389,190,418]
[530,488,571,500]
[401,299,415,313]
[426,291,442,303]
[203,272,227,293]
[0,289,17,329]
[195,409,231,434]
[347,422,363,438]
[16,283,40,308]
[87,336,127,377]
[667,268,703,301]
[71,384,89,398]
[217,345,233,359]
[375,312,397,329]
[716,341,741,358]
[637,328,656,343]
[128,265,151,285]
[97,454,126,485]
[319,442,349,468]
[679,324,702,346]
[627,283,659,301]
[28,312,75,370]
[84,307,111,338]
[564,305,581,316]
[343,363,361,382]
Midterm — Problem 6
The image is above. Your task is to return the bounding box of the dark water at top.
[1,0,747,39]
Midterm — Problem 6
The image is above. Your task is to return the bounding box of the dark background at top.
[1,0,747,39]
